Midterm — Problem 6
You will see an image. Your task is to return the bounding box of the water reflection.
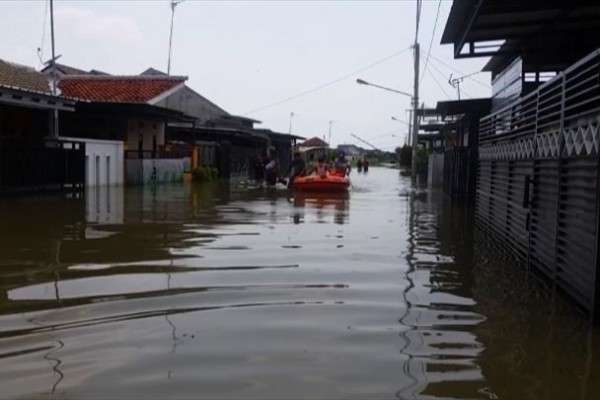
[1,169,600,399]
[291,191,349,225]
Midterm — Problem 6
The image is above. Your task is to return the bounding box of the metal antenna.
[167,0,184,75]
[448,71,481,100]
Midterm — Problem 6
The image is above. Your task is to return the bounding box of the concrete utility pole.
[167,0,184,75]
[288,112,294,134]
[411,0,421,181]
[328,120,334,146]
[49,0,59,137]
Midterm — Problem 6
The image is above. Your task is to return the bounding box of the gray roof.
[0,59,52,94]
[141,67,167,76]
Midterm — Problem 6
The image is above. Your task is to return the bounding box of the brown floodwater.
[1,167,599,399]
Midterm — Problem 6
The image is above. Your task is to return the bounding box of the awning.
[0,85,75,111]
[441,1,600,59]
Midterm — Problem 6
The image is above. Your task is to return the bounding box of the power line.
[428,53,490,88]
[37,0,49,65]
[421,0,442,84]
[426,66,452,99]
[244,46,412,115]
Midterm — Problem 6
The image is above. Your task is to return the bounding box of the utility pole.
[167,0,184,75]
[411,0,421,181]
[328,120,334,146]
[288,112,294,134]
[49,0,58,137]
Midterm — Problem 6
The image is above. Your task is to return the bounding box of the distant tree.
[397,145,412,167]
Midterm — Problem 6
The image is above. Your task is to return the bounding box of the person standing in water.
[362,157,369,173]
[356,158,363,173]
[287,151,306,187]
[334,152,350,176]
[264,153,278,186]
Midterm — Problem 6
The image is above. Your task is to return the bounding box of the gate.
[0,138,85,194]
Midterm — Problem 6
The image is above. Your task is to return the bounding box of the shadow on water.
[0,168,600,399]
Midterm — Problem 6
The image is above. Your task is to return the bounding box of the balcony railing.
[479,48,600,146]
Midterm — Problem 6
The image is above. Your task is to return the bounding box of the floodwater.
[1,167,600,400]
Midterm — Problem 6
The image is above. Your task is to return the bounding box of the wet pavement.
[1,167,599,399]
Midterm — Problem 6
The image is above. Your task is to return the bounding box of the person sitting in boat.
[287,151,306,187]
[333,152,350,176]
[310,156,328,178]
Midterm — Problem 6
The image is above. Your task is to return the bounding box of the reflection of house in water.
[0,184,228,314]
[397,190,486,399]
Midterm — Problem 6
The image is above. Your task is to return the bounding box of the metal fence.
[444,147,474,200]
[476,48,600,320]
[0,139,85,193]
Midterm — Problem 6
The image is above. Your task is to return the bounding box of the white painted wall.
[86,185,124,225]
[60,136,124,187]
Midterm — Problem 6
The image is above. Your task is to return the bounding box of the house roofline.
[147,81,187,105]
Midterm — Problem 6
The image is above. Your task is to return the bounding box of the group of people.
[254,151,354,187]
[356,158,370,173]
[253,152,281,186]
[288,151,350,183]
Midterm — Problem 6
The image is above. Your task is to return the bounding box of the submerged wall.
[126,158,189,185]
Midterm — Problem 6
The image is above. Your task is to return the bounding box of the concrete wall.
[86,185,124,225]
[126,158,189,185]
[60,136,124,187]
[427,153,444,188]
[157,86,227,125]
[125,118,165,151]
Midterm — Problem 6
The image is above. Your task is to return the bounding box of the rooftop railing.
[479,48,600,145]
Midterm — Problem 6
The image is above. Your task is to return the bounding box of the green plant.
[192,166,219,182]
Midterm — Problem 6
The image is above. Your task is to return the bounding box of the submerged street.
[1,167,600,399]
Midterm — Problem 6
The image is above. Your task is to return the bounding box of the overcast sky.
[1,0,491,150]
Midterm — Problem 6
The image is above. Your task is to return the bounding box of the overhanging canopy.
[441,1,600,59]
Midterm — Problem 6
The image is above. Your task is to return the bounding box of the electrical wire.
[37,0,49,65]
[428,53,490,88]
[426,66,452,99]
[426,57,454,97]
[421,0,442,84]
[244,46,412,115]
[427,56,476,99]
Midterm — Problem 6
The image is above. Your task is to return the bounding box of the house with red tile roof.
[47,73,194,185]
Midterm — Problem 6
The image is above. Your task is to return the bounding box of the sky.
[1,0,491,151]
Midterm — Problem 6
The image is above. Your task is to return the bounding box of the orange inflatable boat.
[291,173,350,192]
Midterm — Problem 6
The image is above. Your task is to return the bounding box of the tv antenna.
[167,0,185,75]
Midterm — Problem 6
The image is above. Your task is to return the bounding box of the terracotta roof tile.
[0,59,52,94]
[58,75,187,103]
[300,137,329,147]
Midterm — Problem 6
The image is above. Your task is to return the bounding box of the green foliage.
[415,148,429,174]
[396,145,412,167]
[192,166,219,182]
